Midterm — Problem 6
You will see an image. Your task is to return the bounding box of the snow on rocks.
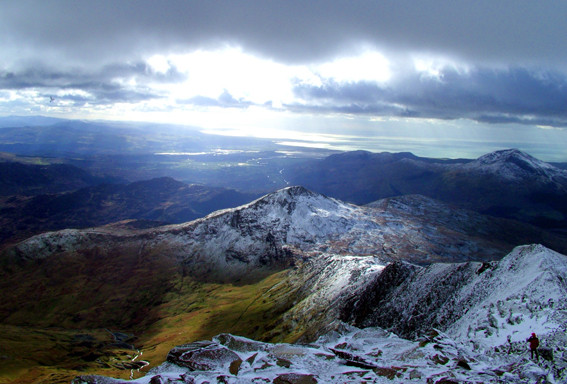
[278,253,386,341]
[72,325,563,384]
[461,148,567,184]
[343,244,567,381]
[70,244,567,383]
[447,244,567,351]
[166,341,242,371]
[7,186,521,280]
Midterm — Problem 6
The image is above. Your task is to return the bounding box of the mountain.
[462,148,566,182]
[2,187,564,333]
[343,244,567,345]
[5,186,563,271]
[74,244,567,384]
[2,188,566,383]
[0,177,259,248]
[285,150,458,203]
[0,115,66,127]
[1,118,566,227]
[442,149,567,227]
[0,161,117,196]
[286,149,567,229]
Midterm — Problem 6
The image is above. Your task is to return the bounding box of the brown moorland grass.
[0,244,301,383]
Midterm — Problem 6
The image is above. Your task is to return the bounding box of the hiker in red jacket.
[527,332,539,361]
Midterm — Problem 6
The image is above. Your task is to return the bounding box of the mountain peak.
[499,243,567,281]
[465,148,562,181]
[279,185,316,197]
[245,186,321,209]
[476,148,536,164]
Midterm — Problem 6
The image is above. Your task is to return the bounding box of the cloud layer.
[293,67,567,127]
[1,1,566,159]
[3,1,567,67]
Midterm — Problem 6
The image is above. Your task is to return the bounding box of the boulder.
[246,352,259,365]
[214,333,268,352]
[166,340,241,371]
[179,374,196,383]
[456,358,471,370]
[431,354,449,365]
[229,358,243,375]
[273,373,318,384]
[329,348,377,369]
[435,379,459,384]
[539,347,554,361]
[276,358,292,368]
[149,376,164,384]
[373,367,400,379]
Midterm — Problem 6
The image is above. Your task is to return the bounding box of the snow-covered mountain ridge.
[8,186,558,281]
[7,187,565,345]
[4,186,567,382]
[345,244,567,351]
[462,148,567,183]
[74,244,567,383]
[286,149,567,229]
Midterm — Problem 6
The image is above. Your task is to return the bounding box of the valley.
[1,117,567,383]
[2,186,567,383]
[0,271,295,384]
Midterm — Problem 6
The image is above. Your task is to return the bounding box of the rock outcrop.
[73,324,567,384]
[343,244,567,351]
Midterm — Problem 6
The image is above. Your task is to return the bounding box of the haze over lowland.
[1,1,567,161]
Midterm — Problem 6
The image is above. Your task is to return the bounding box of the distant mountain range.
[0,161,118,196]
[286,148,567,229]
[2,116,567,230]
[0,172,259,247]
[3,147,567,246]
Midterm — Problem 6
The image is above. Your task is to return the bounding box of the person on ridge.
[527,332,539,361]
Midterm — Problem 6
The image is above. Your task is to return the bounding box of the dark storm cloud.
[0,62,184,89]
[1,0,567,131]
[1,1,566,68]
[292,67,567,127]
[0,61,184,104]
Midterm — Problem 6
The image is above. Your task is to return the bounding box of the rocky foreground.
[73,325,564,384]
[72,244,567,384]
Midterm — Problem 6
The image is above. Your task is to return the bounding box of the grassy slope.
[0,246,300,384]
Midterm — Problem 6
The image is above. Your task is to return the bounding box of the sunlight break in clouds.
[147,48,297,108]
[412,56,470,81]
[1,1,567,161]
[317,50,391,84]
[144,47,392,114]
[113,47,396,137]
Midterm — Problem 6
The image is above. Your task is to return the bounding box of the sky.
[1,0,567,161]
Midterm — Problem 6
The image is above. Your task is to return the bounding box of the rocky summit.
[73,324,565,384]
